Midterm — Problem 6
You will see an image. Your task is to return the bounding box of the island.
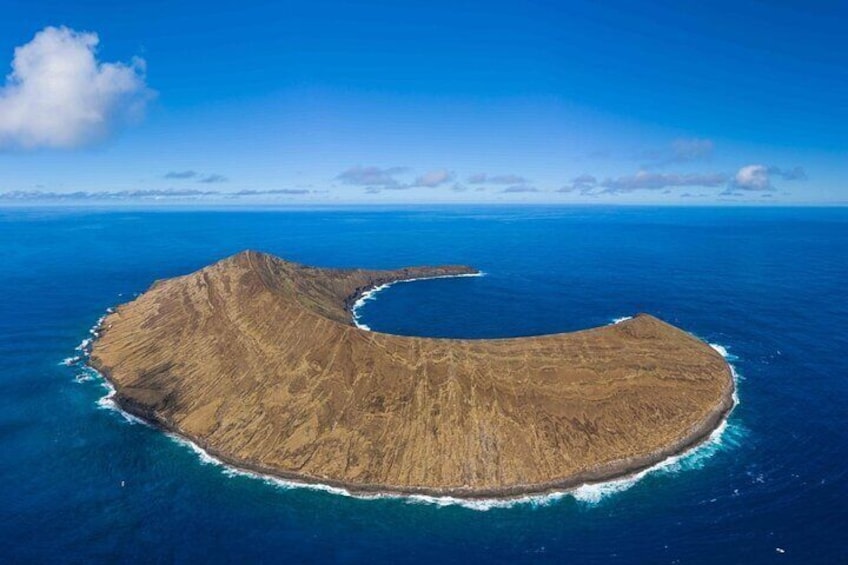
[89,250,735,499]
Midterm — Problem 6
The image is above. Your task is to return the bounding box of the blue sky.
[0,1,845,204]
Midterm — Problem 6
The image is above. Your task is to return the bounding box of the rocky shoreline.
[341,266,480,323]
[92,358,735,500]
[89,250,736,499]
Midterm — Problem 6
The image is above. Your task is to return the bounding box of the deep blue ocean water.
[1,206,846,563]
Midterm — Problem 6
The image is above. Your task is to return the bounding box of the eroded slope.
[90,250,734,497]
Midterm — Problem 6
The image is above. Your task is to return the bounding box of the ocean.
[1,206,846,563]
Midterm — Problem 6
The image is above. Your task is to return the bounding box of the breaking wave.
[70,310,742,511]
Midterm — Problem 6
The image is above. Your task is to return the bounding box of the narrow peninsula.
[90,250,735,498]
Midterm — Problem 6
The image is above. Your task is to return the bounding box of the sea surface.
[1,206,846,563]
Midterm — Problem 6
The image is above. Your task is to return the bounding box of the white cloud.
[558,174,598,193]
[413,169,453,187]
[337,166,409,189]
[727,164,807,194]
[732,165,772,191]
[599,170,727,193]
[337,166,454,191]
[0,26,153,149]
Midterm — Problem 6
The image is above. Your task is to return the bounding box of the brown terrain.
[89,250,734,498]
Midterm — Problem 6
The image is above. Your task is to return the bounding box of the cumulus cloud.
[413,169,453,188]
[560,163,806,197]
[727,164,806,193]
[731,165,772,191]
[467,173,528,185]
[337,166,409,190]
[558,174,598,193]
[0,26,153,149]
[337,166,455,192]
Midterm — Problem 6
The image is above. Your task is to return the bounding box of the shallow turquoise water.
[1,206,846,562]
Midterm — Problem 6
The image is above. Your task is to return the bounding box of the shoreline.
[348,271,485,330]
[80,292,738,506]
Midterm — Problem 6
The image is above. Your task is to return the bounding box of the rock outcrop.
[90,250,734,498]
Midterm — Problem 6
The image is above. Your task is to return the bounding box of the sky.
[0,0,846,205]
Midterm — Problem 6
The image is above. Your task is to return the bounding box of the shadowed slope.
[90,250,734,498]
